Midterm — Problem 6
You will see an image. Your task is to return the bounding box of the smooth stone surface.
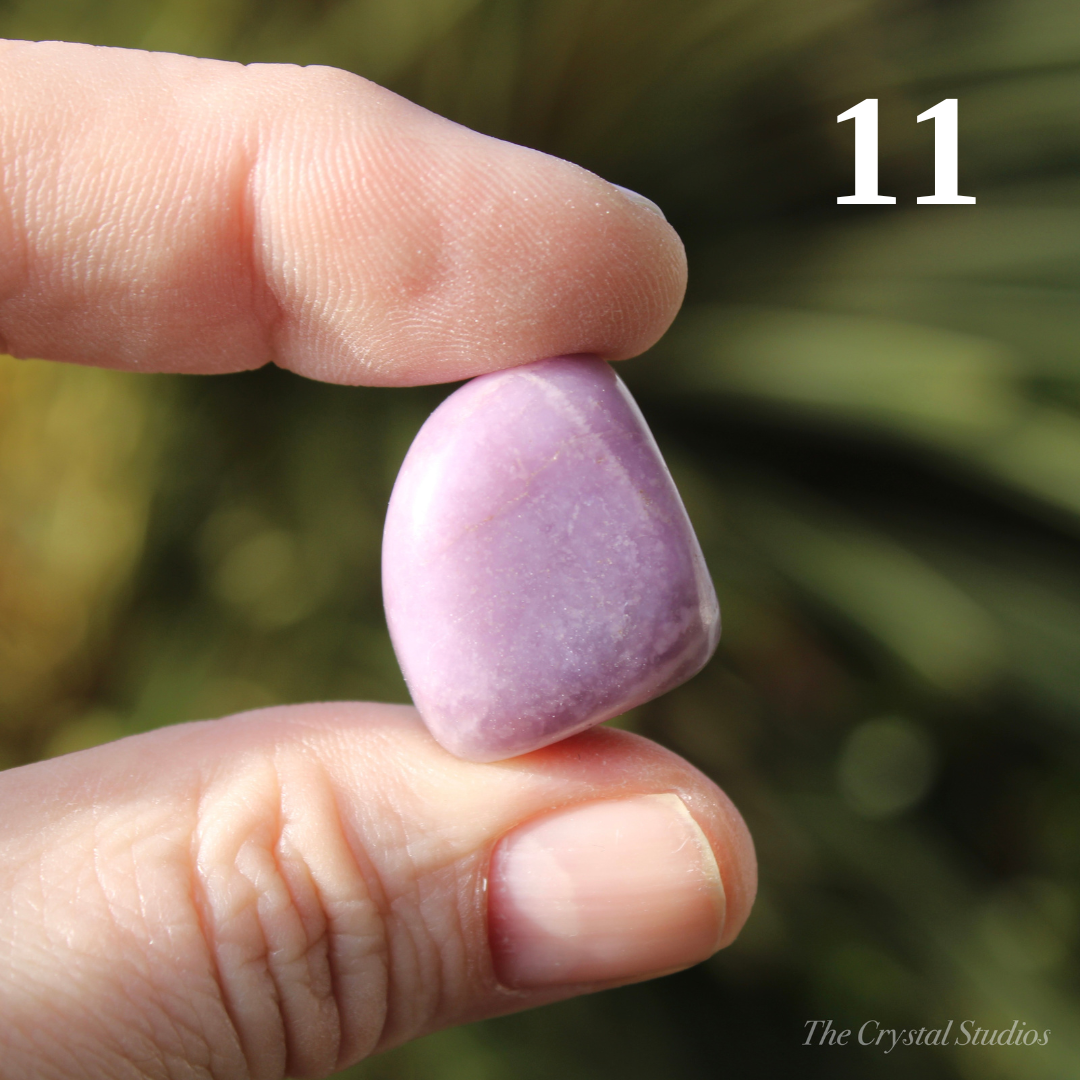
[382,356,720,762]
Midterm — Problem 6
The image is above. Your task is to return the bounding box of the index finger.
[0,40,686,386]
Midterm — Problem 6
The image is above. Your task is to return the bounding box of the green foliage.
[2,0,1079,1077]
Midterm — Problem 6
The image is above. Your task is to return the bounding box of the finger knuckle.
[191,747,389,1078]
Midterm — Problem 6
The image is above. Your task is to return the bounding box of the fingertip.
[489,793,725,988]
[485,725,757,957]
[702,779,758,949]
[0,42,686,386]
[256,93,688,385]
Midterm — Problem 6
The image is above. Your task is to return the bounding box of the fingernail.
[611,184,667,220]
[489,794,725,988]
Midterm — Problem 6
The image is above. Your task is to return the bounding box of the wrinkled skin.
[0,41,755,1080]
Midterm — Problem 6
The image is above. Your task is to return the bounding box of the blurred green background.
[2,0,1079,1077]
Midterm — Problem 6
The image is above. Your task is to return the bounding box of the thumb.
[0,703,755,1080]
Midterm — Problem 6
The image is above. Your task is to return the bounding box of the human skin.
[0,40,757,1080]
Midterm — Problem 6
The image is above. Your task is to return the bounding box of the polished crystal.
[382,356,720,761]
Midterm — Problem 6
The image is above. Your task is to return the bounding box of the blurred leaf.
[728,489,1006,696]
[0,355,164,749]
[658,304,1019,440]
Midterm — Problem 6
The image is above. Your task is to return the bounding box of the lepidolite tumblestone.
[382,356,720,762]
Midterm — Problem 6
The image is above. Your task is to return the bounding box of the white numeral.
[837,99,896,205]
[916,98,976,204]
[837,97,975,206]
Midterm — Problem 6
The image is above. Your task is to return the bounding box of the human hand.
[0,40,756,1080]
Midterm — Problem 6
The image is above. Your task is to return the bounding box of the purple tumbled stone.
[382,356,720,762]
